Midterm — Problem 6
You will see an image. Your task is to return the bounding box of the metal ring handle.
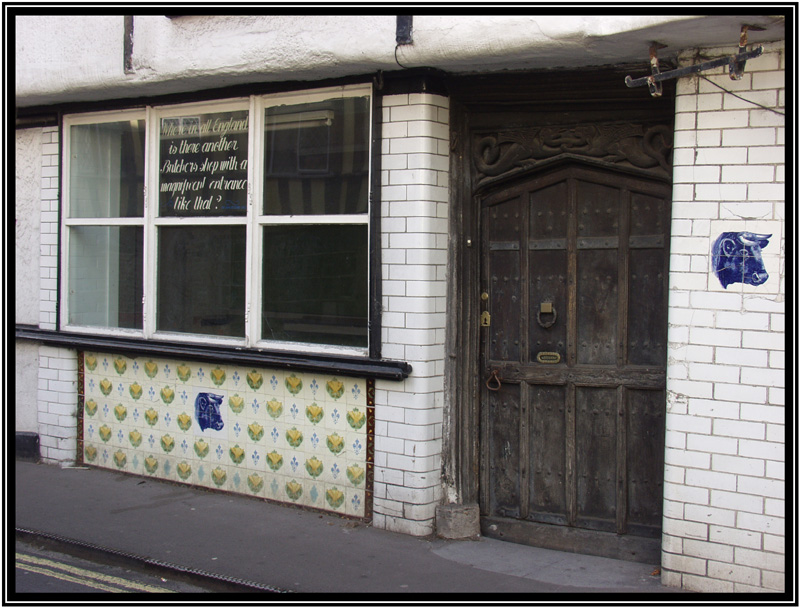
[486,369,502,392]
[536,306,557,329]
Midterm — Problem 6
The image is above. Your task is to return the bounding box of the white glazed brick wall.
[37,345,78,465]
[40,126,60,330]
[662,42,785,593]
[36,127,80,466]
[372,93,450,535]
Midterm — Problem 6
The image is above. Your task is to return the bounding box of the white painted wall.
[15,15,784,106]
[662,41,785,592]
[16,128,42,324]
[15,128,42,433]
[15,342,40,434]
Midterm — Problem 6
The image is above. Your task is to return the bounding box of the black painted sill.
[15,326,411,381]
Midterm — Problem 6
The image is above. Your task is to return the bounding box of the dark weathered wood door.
[479,161,670,562]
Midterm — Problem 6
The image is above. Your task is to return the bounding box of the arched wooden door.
[479,161,670,563]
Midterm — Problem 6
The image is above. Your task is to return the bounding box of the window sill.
[15,325,411,380]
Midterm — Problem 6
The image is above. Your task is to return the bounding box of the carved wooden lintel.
[473,122,673,189]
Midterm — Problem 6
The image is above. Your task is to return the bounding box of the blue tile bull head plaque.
[712,231,771,289]
[195,392,224,431]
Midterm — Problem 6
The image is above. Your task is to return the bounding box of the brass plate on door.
[536,351,561,364]
[480,311,491,327]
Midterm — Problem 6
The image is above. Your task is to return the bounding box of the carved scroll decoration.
[473,123,673,188]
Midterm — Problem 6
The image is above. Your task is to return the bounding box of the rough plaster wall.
[134,15,683,76]
[662,42,785,593]
[16,128,41,324]
[15,15,784,106]
[15,128,43,434]
[16,343,40,433]
[133,16,395,80]
[16,16,123,102]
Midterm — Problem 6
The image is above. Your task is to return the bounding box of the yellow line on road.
[16,562,131,593]
[16,552,175,593]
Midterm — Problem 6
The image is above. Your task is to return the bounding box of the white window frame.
[60,84,373,357]
[251,85,372,355]
[146,96,251,348]
[61,108,148,338]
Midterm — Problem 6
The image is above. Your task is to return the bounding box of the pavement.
[13,459,684,597]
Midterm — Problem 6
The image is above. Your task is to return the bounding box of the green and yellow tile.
[81,352,370,517]
[209,465,230,490]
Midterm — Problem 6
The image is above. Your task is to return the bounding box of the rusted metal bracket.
[643,43,667,97]
[625,26,765,96]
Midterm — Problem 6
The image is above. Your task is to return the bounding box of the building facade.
[13,14,788,592]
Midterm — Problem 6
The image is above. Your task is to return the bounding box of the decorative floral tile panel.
[78,352,373,518]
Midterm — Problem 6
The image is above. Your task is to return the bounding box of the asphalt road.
[14,538,217,595]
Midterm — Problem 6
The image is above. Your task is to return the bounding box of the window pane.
[69,121,145,218]
[67,226,143,329]
[262,225,368,347]
[264,97,369,215]
[157,226,246,337]
[159,110,249,217]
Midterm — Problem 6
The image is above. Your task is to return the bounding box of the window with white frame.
[62,85,373,353]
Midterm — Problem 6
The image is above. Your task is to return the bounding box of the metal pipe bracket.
[625,26,765,96]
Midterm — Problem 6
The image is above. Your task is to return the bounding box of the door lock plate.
[480,311,491,327]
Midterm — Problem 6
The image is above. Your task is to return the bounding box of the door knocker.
[536,301,557,329]
[486,369,503,392]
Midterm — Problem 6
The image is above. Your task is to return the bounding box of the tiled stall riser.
[78,352,373,519]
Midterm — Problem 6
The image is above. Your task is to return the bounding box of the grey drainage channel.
[15,527,290,593]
